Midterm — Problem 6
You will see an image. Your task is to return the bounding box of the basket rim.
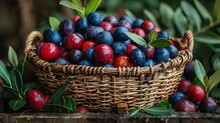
[25,30,194,76]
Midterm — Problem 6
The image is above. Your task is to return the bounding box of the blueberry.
[43,28,53,41]
[120,15,134,25]
[48,31,62,45]
[103,16,118,27]
[169,92,186,105]
[87,12,103,26]
[144,34,150,43]
[166,45,179,59]
[86,26,104,40]
[75,18,88,34]
[67,49,83,64]
[95,31,113,45]
[111,41,126,57]
[157,31,169,39]
[142,59,156,67]
[78,60,93,66]
[132,19,144,28]
[154,48,170,63]
[59,20,75,36]
[124,39,131,45]
[85,48,94,61]
[113,26,129,41]
[102,64,115,68]
[129,49,145,66]
[117,20,132,31]
[55,58,70,65]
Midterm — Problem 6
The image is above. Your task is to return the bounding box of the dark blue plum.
[87,12,103,26]
[67,49,83,64]
[113,26,129,41]
[78,60,93,66]
[166,45,179,59]
[75,18,88,34]
[36,42,45,54]
[129,49,145,66]
[48,31,62,45]
[157,31,169,39]
[43,28,53,41]
[120,15,134,25]
[124,39,131,45]
[117,20,132,31]
[111,41,126,57]
[154,48,170,63]
[103,16,118,27]
[169,92,186,105]
[144,34,150,43]
[86,26,104,40]
[184,60,195,78]
[142,59,156,67]
[59,20,75,36]
[85,48,94,61]
[95,31,113,45]
[132,19,144,28]
[55,58,70,65]
[102,64,115,68]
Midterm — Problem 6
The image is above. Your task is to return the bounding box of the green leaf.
[181,1,201,31]
[210,87,220,97]
[0,60,12,88]
[125,32,147,46]
[9,68,23,94]
[23,82,39,95]
[8,46,18,68]
[143,9,160,28]
[193,0,213,24]
[207,69,220,94]
[65,96,76,112]
[204,75,209,87]
[212,54,220,71]
[125,9,136,20]
[71,0,82,8]
[195,36,220,44]
[173,8,188,35]
[49,16,60,31]
[149,39,171,48]
[155,100,171,108]
[214,0,220,20]
[15,58,27,76]
[142,107,174,116]
[9,99,26,110]
[193,77,205,88]
[159,3,174,27]
[148,30,158,42]
[85,0,101,17]
[194,60,206,87]
[49,84,68,103]
[130,108,141,117]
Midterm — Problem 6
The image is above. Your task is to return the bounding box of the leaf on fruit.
[0,60,12,88]
[130,108,141,117]
[125,9,136,20]
[207,69,220,94]
[142,107,174,116]
[65,95,76,112]
[85,0,101,17]
[8,46,18,68]
[49,84,68,103]
[143,9,160,28]
[155,100,172,108]
[9,99,26,111]
[148,30,158,42]
[193,0,213,24]
[49,16,60,31]
[149,39,171,48]
[194,60,206,87]
[125,32,147,46]
[71,0,82,9]
[181,1,201,31]
[159,3,174,27]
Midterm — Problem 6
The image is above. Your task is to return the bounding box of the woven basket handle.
[24,31,43,56]
[180,30,194,52]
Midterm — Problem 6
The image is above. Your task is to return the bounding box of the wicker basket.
[24,30,194,112]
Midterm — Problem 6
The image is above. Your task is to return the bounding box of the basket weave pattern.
[25,30,194,112]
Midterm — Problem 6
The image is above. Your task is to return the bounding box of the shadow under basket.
[24,30,194,113]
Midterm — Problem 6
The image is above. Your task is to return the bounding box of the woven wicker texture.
[25,30,194,112]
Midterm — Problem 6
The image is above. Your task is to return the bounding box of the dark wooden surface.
[0,112,220,123]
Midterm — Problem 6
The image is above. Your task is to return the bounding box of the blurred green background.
[0,0,220,74]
